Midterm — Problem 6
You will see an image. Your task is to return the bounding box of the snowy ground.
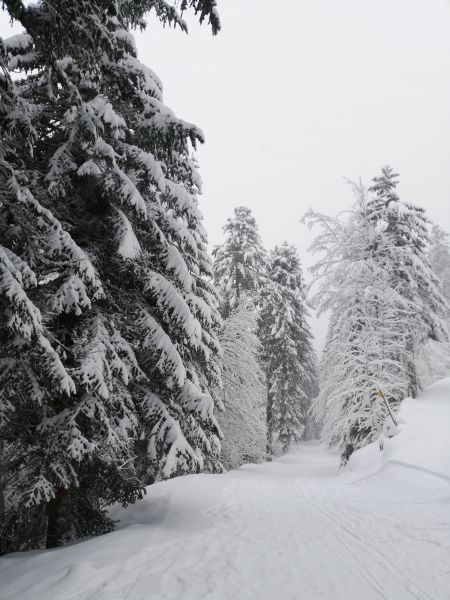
[1,379,450,600]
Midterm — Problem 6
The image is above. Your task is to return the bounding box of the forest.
[1,2,450,599]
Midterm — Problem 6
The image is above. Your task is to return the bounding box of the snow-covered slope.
[1,380,450,600]
[348,376,450,481]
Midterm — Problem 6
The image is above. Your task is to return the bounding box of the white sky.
[2,0,450,351]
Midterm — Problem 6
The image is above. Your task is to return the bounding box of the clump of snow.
[115,209,141,259]
[77,160,101,177]
[5,33,33,52]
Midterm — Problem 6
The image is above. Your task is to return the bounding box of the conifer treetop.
[368,165,400,204]
[213,206,267,315]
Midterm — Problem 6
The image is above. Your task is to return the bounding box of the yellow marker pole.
[376,390,398,427]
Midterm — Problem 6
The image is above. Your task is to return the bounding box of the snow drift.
[348,376,450,481]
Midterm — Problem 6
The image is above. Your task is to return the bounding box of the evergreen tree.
[217,303,266,469]
[306,182,448,463]
[213,206,267,317]
[260,243,316,455]
[0,0,222,552]
[212,208,268,467]
[367,166,447,396]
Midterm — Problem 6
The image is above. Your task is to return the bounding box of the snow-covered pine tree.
[212,208,268,466]
[1,0,222,552]
[216,303,266,469]
[213,206,268,317]
[306,185,412,463]
[367,166,448,397]
[212,207,269,463]
[260,243,317,455]
[0,10,89,552]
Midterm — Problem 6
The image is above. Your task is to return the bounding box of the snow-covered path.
[2,441,450,600]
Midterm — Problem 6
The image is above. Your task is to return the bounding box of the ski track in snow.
[2,442,450,600]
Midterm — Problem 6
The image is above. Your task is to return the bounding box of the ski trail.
[2,442,449,600]
[302,488,433,600]
[73,445,449,600]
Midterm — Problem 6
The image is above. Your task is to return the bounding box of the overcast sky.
[133,0,450,248]
[2,0,450,350]
[133,0,450,349]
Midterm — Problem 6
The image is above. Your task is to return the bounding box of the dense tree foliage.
[217,304,266,469]
[0,0,222,552]
[213,206,267,318]
[366,166,447,397]
[260,243,317,455]
[306,177,448,463]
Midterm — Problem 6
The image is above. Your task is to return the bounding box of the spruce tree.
[0,0,222,552]
[260,243,316,455]
[307,181,448,463]
[212,208,268,465]
[213,206,267,317]
[367,166,447,397]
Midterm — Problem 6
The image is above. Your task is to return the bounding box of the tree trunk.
[266,392,273,458]
[406,336,418,398]
[46,488,73,549]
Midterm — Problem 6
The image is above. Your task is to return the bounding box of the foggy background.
[2,0,450,351]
